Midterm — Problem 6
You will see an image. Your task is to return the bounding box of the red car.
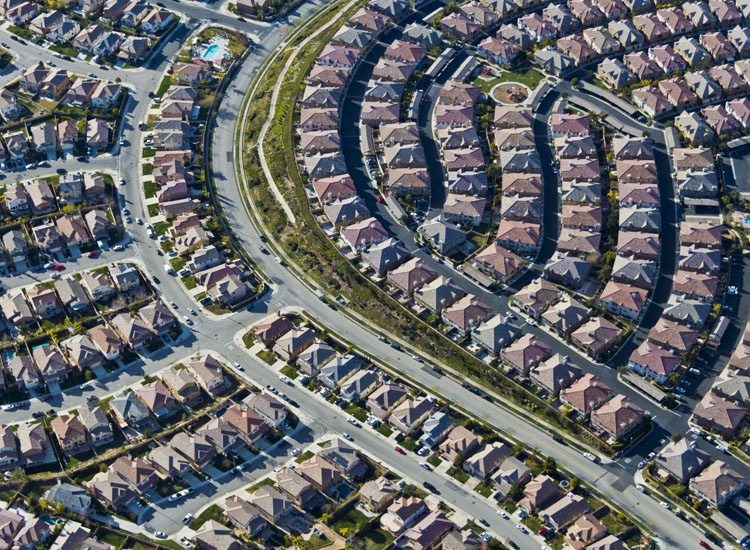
[699,542,709,549]
[87,251,98,258]
[237,16,246,21]
[166,68,174,74]
[394,446,405,455]
[54,265,65,271]
[537,528,548,536]
[41,394,53,402]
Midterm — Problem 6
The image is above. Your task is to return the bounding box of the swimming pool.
[202,44,220,61]
[745,215,750,228]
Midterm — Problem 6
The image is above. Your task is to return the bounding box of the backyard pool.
[745,215,750,228]
[202,44,220,60]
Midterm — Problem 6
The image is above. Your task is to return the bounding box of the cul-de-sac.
[0,0,748,548]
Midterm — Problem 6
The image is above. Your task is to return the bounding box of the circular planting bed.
[492,82,530,104]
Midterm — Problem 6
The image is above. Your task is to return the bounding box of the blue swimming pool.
[202,44,220,60]
[745,215,750,228]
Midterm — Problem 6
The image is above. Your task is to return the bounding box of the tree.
[453,452,465,468]
[570,476,580,489]
[670,432,682,443]
[543,456,557,475]
[509,480,522,500]
[571,77,580,87]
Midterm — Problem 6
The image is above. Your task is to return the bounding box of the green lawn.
[7,25,32,39]
[257,349,277,365]
[195,291,207,301]
[181,275,197,290]
[447,466,469,483]
[280,365,298,379]
[427,454,442,468]
[48,43,78,58]
[147,204,159,217]
[295,450,314,463]
[142,147,156,158]
[474,481,493,497]
[352,526,393,550]
[242,330,254,348]
[400,437,418,452]
[170,257,187,272]
[189,504,224,530]
[156,76,172,98]
[153,221,170,235]
[473,68,546,94]
[376,423,393,437]
[143,180,156,199]
[142,164,153,176]
[344,405,368,422]
[98,531,127,549]
[246,477,275,493]
[331,507,368,534]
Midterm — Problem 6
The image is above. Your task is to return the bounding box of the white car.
[583,452,597,462]
[155,532,166,539]
[525,318,536,326]
[497,510,509,519]
[119,177,125,185]
[187,307,197,315]
[135,218,143,225]
[660,501,670,509]
[291,448,300,456]
[346,417,359,427]
[516,525,527,533]
[113,244,125,251]
[343,432,353,441]
[419,462,431,471]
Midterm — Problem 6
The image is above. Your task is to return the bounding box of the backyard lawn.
[331,507,368,533]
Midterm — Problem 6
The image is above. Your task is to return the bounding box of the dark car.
[77,156,89,162]
[552,434,564,443]
[423,481,440,494]
[479,519,490,527]
[152,276,160,284]
[56,168,67,174]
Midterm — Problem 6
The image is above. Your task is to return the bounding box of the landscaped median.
[233,0,614,457]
